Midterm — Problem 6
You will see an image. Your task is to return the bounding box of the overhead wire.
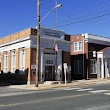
[40,1,108,23]
[42,2,110,28]
[50,12,110,28]
[47,9,110,27]
[38,0,110,36]
[40,0,103,25]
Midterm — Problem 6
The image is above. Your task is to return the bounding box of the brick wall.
[0,28,37,45]
[8,51,11,72]
[70,34,88,55]
[26,48,31,82]
[30,48,37,81]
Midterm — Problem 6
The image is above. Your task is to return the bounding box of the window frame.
[45,59,54,66]
[19,50,26,74]
[4,52,8,73]
[90,59,97,74]
[74,41,82,52]
[11,51,16,73]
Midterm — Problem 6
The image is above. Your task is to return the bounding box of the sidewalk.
[9,79,110,91]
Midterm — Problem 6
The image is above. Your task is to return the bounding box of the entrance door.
[74,59,83,79]
[45,66,55,81]
[107,59,110,77]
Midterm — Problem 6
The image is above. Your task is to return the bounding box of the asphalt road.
[0,83,110,110]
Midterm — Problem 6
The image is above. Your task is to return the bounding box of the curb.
[9,80,110,91]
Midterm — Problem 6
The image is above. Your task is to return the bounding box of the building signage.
[40,27,65,39]
[93,51,96,57]
[31,64,36,69]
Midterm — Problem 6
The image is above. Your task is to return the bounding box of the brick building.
[0,28,71,85]
[1,27,110,84]
[71,33,110,80]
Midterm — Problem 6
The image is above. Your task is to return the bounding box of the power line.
[50,12,110,28]
[42,4,110,28]
[51,10,110,27]
[61,16,110,37]
[39,0,110,34]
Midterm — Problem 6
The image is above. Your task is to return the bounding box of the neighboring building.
[71,33,110,80]
[1,27,110,85]
[0,28,71,85]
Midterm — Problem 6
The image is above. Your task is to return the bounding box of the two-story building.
[71,33,110,80]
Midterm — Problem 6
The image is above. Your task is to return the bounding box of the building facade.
[0,28,71,85]
[71,33,110,80]
[1,28,110,85]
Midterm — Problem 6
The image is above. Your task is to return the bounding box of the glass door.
[45,66,55,81]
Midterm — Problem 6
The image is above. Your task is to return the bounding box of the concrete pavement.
[1,83,110,110]
[9,79,110,90]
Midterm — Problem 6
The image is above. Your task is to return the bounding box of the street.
[0,83,110,110]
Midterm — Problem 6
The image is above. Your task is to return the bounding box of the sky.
[0,0,110,38]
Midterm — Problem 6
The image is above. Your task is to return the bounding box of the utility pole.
[55,0,58,28]
[35,0,40,87]
[83,36,85,79]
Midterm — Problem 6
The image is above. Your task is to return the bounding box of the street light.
[40,4,62,23]
[35,0,62,87]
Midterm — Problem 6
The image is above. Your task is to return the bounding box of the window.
[4,52,8,73]
[19,50,25,74]
[45,60,53,65]
[74,42,82,51]
[11,51,16,73]
[90,59,96,74]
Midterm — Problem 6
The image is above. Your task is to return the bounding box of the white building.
[0,27,71,85]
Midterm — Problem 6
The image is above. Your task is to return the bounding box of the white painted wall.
[0,38,31,52]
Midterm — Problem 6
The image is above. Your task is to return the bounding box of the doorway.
[45,66,55,81]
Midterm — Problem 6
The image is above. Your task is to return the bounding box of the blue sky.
[0,0,110,38]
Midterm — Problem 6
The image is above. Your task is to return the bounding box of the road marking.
[0,91,37,97]
[81,104,110,110]
[76,88,94,91]
[89,90,107,93]
[64,87,81,90]
[53,87,72,90]
[104,93,110,95]
[0,93,91,108]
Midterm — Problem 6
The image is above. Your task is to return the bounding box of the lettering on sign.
[40,28,65,39]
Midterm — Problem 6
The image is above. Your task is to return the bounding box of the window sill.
[74,50,82,52]
[90,73,97,74]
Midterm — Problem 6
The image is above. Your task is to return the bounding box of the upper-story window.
[74,42,82,52]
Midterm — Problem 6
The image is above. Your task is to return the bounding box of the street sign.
[63,63,67,85]
[31,64,36,69]
[93,51,96,57]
